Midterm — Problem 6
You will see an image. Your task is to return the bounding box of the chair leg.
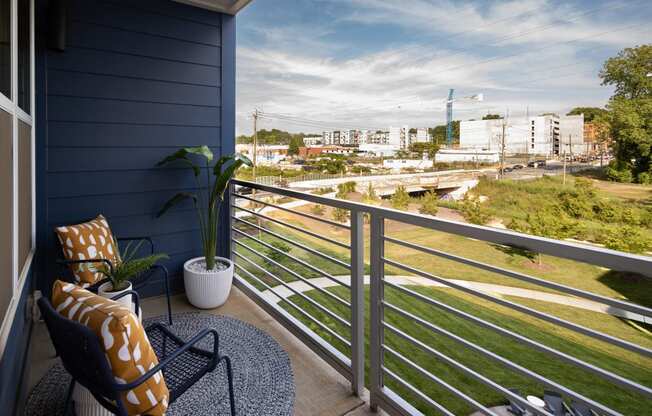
[160,265,173,325]
[224,357,236,416]
[64,380,75,416]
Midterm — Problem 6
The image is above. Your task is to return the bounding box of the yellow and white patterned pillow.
[55,215,121,287]
[52,280,169,415]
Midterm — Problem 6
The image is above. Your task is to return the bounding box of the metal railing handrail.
[230,180,652,416]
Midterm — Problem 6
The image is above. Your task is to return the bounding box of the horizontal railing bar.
[233,274,353,382]
[382,366,456,416]
[233,228,352,291]
[382,345,501,416]
[233,180,652,277]
[384,236,652,317]
[382,302,623,416]
[384,257,652,359]
[234,216,351,270]
[234,192,351,229]
[234,251,352,329]
[234,263,351,348]
[233,238,351,307]
[382,279,652,398]
[381,319,551,416]
[234,179,376,211]
[233,205,350,250]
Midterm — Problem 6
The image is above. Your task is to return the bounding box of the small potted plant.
[93,240,168,310]
[156,146,251,309]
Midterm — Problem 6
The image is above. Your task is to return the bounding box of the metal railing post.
[350,209,365,397]
[369,213,384,411]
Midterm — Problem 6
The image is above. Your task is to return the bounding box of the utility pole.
[500,119,506,178]
[252,109,259,181]
[563,134,570,185]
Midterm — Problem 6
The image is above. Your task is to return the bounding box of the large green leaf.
[184,145,214,162]
[210,154,252,204]
[156,192,198,218]
[156,146,214,176]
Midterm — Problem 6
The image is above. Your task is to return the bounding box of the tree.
[604,96,652,183]
[482,114,502,120]
[600,45,652,99]
[288,135,303,155]
[391,185,410,210]
[599,45,652,183]
[409,142,440,159]
[566,107,608,122]
[419,191,439,216]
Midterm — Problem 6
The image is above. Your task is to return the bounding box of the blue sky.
[235,0,651,135]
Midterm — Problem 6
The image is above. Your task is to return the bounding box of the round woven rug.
[25,312,295,416]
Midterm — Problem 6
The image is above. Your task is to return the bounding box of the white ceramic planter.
[183,256,234,309]
[98,281,133,312]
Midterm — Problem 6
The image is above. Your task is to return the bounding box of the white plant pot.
[98,281,133,312]
[183,256,234,309]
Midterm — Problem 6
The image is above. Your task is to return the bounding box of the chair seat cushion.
[52,280,169,415]
[55,215,121,287]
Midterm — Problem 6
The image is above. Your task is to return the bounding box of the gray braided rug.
[25,312,295,416]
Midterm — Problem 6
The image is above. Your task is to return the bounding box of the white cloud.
[236,0,650,135]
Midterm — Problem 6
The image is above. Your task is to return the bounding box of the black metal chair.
[55,234,173,325]
[38,293,236,416]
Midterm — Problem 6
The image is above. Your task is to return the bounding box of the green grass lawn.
[279,285,652,416]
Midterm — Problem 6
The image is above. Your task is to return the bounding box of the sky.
[235,0,651,135]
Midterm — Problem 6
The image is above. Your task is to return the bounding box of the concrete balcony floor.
[25,287,375,415]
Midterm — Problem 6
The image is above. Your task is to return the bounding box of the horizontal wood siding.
[39,0,228,295]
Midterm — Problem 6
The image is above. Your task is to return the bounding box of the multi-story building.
[415,127,430,143]
[461,114,580,157]
[389,125,409,149]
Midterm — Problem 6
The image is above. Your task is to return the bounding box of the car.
[513,164,524,170]
[503,167,514,173]
[527,161,536,168]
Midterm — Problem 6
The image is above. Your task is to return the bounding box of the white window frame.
[0,0,35,361]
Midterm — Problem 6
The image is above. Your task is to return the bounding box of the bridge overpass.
[288,169,494,197]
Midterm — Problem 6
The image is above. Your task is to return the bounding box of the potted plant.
[93,240,168,311]
[156,146,252,309]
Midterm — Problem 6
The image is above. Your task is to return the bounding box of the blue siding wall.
[36,0,234,296]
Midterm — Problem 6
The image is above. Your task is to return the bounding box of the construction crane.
[445,89,484,147]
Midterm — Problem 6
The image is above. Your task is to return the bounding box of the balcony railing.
[230,179,652,416]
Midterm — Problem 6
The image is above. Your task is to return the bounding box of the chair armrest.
[116,236,154,255]
[115,327,219,391]
[110,290,140,315]
[56,258,114,276]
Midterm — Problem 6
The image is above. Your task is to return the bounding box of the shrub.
[637,172,651,184]
[332,207,350,223]
[314,187,334,195]
[461,198,491,225]
[605,163,633,183]
[310,204,325,215]
[362,183,380,205]
[266,240,291,264]
[557,190,593,219]
[419,191,439,216]
[337,181,357,195]
[391,185,410,210]
[592,200,620,223]
[600,226,651,254]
